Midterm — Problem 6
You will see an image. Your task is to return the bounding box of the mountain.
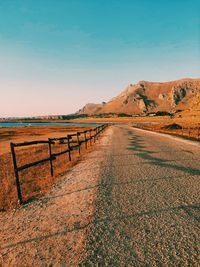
[76,103,105,115]
[177,86,200,119]
[77,78,200,115]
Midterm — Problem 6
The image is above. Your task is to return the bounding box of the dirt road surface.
[0,125,199,266]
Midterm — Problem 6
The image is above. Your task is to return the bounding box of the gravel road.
[0,125,199,266]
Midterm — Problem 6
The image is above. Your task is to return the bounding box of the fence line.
[10,124,108,205]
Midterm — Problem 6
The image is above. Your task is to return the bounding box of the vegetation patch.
[161,123,182,130]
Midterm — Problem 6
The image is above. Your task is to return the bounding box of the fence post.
[48,139,54,176]
[89,129,92,145]
[67,135,72,161]
[94,129,96,143]
[96,127,98,140]
[10,143,23,205]
[77,133,81,154]
[84,131,87,149]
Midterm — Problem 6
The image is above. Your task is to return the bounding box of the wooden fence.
[10,124,108,204]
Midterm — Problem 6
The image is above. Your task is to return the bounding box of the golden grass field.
[70,112,200,127]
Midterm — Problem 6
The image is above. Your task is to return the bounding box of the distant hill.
[76,103,105,115]
[77,78,200,115]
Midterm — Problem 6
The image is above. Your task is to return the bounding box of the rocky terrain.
[77,78,200,115]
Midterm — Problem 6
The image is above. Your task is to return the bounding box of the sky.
[0,0,200,117]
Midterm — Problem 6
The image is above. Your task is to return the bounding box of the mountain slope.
[78,78,200,115]
[77,103,104,115]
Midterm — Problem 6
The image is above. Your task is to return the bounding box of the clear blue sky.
[0,0,200,117]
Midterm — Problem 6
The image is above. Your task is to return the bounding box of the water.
[0,122,101,128]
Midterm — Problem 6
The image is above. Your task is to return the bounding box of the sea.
[0,122,101,128]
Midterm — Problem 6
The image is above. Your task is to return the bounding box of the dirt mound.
[162,123,182,130]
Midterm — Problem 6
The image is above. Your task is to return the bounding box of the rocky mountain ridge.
[77,78,200,115]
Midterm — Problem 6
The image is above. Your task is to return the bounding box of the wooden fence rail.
[10,124,108,205]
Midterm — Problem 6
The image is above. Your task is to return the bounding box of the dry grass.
[70,115,200,141]
[69,112,200,125]
[0,125,95,155]
[0,126,97,210]
[69,116,172,124]
[134,122,200,142]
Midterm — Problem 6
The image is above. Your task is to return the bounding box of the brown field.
[70,116,172,124]
[0,125,96,155]
[70,114,200,142]
[0,126,97,210]
[134,122,200,141]
[70,113,200,125]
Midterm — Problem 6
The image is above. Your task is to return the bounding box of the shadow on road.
[127,133,200,176]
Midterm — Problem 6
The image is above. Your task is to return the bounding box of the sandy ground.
[0,125,200,266]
